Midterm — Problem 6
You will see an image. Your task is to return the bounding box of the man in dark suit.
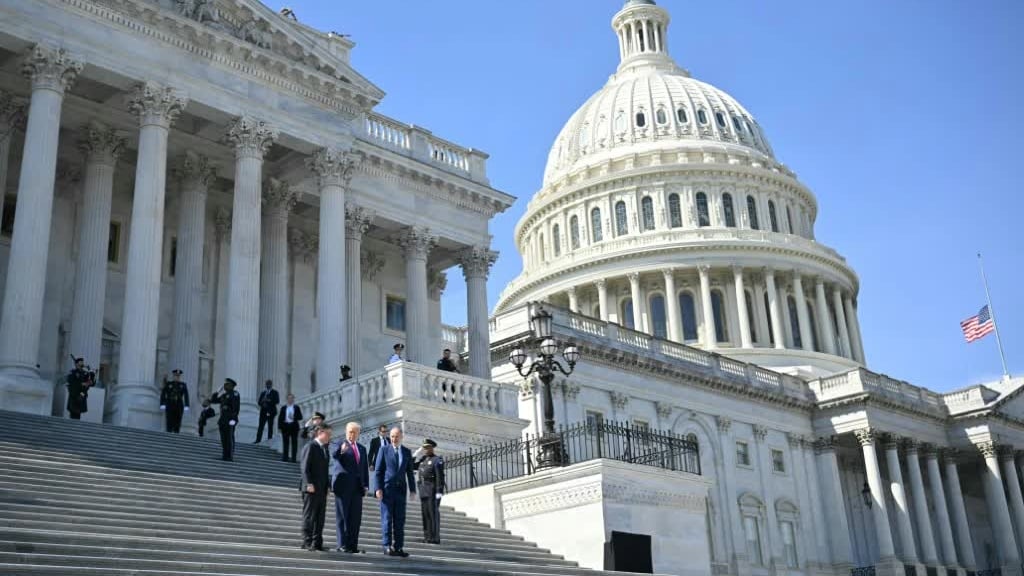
[331,421,369,553]
[299,423,333,551]
[375,427,416,557]
[277,394,303,463]
[368,424,389,471]
[255,379,280,443]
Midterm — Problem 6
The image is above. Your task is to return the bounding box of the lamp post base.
[535,433,566,470]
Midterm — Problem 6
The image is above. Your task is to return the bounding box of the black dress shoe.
[390,550,409,558]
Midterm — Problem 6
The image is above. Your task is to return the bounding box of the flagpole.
[978,252,1011,379]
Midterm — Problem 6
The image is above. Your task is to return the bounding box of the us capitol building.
[2,1,1023,576]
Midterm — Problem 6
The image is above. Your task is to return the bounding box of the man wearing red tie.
[331,422,369,553]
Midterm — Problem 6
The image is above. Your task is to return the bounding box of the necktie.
[352,441,359,465]
[395,446,401,468]
[322,444,328,460]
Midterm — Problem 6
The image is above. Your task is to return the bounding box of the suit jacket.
[277,404,303,431]
[258,388,280,414]
[299,440,331,494]
[375,444,416,496]
[368,435,389,469]
[330,439,369,494]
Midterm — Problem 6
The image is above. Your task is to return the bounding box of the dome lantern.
[613,0,675,73]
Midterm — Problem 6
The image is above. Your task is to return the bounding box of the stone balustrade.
[363,112,488,183]
[808,367,947,415]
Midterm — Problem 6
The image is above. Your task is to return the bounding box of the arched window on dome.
[570,215,580,250]
[715,112,727,128]
[806,301,821,352]
[579,124,590,150]
[697,109,709,125]
[680,291,698,341]
[787,295,803,349]
[650,294,667,339]
[615,201,628,236]
[711,289,729,343]
[668,193,683,228]
[768,201,780,233]
[591,207,603,242]
[676,107,689,124]
[785,206,794,234]
[696,192,710,227]
[635,111,647,128]
[621,297,635,330]
[745,290,758,343]
[722,193,737,228]
[596,115,608,146]
[614,111,627,134]
[641,196,655,231]
[747,196,760,230]
[733,116,743,132]
[552,224,561,257]
[655,108,668,126]
[763,292,775,346]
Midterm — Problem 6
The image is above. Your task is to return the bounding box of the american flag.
[960,305,995,343]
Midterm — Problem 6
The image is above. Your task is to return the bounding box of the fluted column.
[40,168,79,383]
[733,267,753,348]
[764,268,785,350]
[883,435,918,563]
[904,442,939,565]
[167,151,213,432]
[833,288,852,359]
[856,428,897,560]
[814,278,837,355]
[566,287,579,313]
[595,279,609,321]
[922,447,959,568]
[211,209,231,391]
[943,451,977,570]
[257,178,295,394]
[0,46,82,411]
[791,272,813,351]
[345,204,373,376]
[68,122,124,368]
[844,295,866,363]
[979,442,1020,566]
[815,436,854,566]
[0,91,25,229]
[110,82,187,429]
[223,116,277,428]
[627,272,643,332]
[400,226,437,364]
[663,269,682,342]
[1000,447,1024,561]
[459,246,498,379]
[698,265,716,349]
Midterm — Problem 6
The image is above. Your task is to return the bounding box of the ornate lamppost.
[509,304,580,469]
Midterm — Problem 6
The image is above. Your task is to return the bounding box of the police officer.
[159,369,190,433]
[211,379,240,461]
[65,357,94,420]
[413,439,446,544]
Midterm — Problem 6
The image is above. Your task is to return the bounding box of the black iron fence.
[446,420,701,492]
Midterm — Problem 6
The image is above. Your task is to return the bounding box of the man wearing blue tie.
[374,427,416,557]
[331,422,369,553]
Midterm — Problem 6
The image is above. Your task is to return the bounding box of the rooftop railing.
[363,112,488,183]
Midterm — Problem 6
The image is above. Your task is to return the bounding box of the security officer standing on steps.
[159,369,190,433]
[211,379,240,461]
[65,357,94,420]
[413,438,446,544]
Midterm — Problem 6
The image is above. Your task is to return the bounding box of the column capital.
[428,269,448,300]
[127,82,187,128]
[225,115,277,159]
[903,438,920,454]
[172,150,216,189]
[715,415,732,432]
[399,226,437,261]
[977,441,998,458]
[814,435,839,454]
[938,447,959,464]
[627,271,640,283]
[731,265,745,277]
[791,269,805,283]
[761,266,776,279]
[306,147,358,189]
[287,228,318,263]
[919,443,939,458]
[55,164,82,200]
[262,177,297,217]
[214,208,232,242]
[595,278,607,290]
[854,427,878,447]
[458,245,498,280]
[655,401,673,420]
[344,203,375,240]
[697,264,712,276]
[882,433,901,450]
[787,432,803,448]
[22,44,83,94]
[360,249,386,281]
[753,424,768,441]
[998,445,1017,462]
[661,268,677,281]
[610,391,629,410]
[0,90,27,140]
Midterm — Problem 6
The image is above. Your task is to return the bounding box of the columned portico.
[257,178,295,393]
[400,226,436,364]
[0,45,82,413]
[459,246,498,379]
[344,203,373,376]
[110,82,186,429]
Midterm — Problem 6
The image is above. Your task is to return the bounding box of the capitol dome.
[496,0,865,377]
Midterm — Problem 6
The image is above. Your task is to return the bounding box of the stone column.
[814,436,854,567]
[39,167,79,383]
[595,279,609,321]
[566,286,579,313]
[733,266,753,348]
[400,226,437,364]
[627,272,643,332]
[791,272,813,352]
[922,447,959,568]
[110,82,186,429]
[308,148,355,389]
[855,428,897,560]
[833,287,852,359]
[844,296,866,363]
[883,435,919,563]
[167,151,214,433]
[68,122,124,368]
[257,178,295,393]
[814,278,837,355]
[943,451,977,570]
[904,442,939,566]
[979,442,1020,567]
[459,246,497,379]
[223,116,277,431]
[345,204,373,376]
[801,437,832,568]
[211,209,231,391]
[1000,447,1024,561]
[764,269,785,350]
[716,417,749,573]
[0,46,82,413]
[663,269,682,342]
[0,91,25,228]
[288,229,317,396]
[698,265,716,349]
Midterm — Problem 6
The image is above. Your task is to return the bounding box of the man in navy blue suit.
[331,421,369,553]
[374,426,416,557]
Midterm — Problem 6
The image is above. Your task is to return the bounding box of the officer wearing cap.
[413,438,446,544]
[159,369,190,433]
[211,379,241,461]
[65,357,94,420]
[302,411,326,440]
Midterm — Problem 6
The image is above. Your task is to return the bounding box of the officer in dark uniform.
[197,398,216,438]
[65,357,94,420]
[210,379,241,461]
[159,369,190,433]
[413,439,446,544]
[302,411,326,440]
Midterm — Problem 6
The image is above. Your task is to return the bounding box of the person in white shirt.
[387,343,405,364]
[277,394,304,463]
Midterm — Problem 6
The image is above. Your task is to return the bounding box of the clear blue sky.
[265,0,1022,392]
